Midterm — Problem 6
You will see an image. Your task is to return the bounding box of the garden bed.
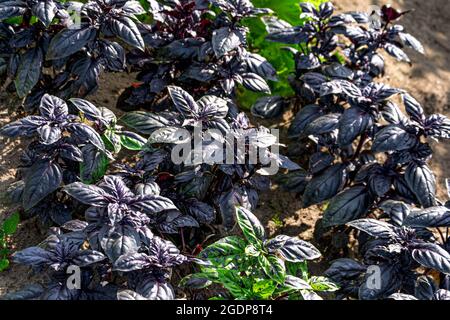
[0,0,449,299]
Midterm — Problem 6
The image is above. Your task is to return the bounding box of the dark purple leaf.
[64,182,108,207]
[68,123,107,153]
[404,206,450,228]
[411,243,450,274]
[338,107,372,146]
[302,113,340,137]
[212,27,246,57]
[15,46,43,98]
[114,252,151,272]
[107,16,144,51]
[12,246,52,268]
[414,275,436,300]
[186,200,215,224]
[167,86,199,116]
[402,93,425,123]
[131,194,177,214]
[347,218,395,238]
[399,32,424,54]
[359,263,401,300]
[47,26,97,60]
[296,53,320,70]
[323,186,372,227]
[37,124,61,145]
[404,162,436,208]
[372,125,418,152]
[244,52,277,81]
[0,1,27,20]
[0,116,47,137]
[288,104,322,138]
[325,258,366,281]
[241,73,271,93]
[23,160,62,210]
[302,163,347,207]
[381,101,407,125]
[380,200,410,226]
[100,225,140,262]
[384,43,410,63]
[137,279,174,300]
[72,250,106,267]
[120,111,170,134]
[275,236,321,262]
[69,98,102,122]
[32,0,56,27]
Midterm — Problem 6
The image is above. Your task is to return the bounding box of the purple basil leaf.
[302,163,347,207]
[64,182,108,207]
[411,243,450,274]
[12,246,52,268]
[399,32,424,54]
[414,275,437,300]
[244,52,277,81]
[107,15,144,51]
[302,113,340,138]
[47,26,97,60]
[404,162,436,208]
[323,186,372,227]
[359,263,401,300]
[69,98,103,122]
[67,123,107,154]
[381,101,408,125]
[100,225,140,262]
[251,96,284,119]
[380,200,410,226]
[384,43,410,63]
[372,125,418,152]
[32,0,56,27]
[37,124,62,145]
[404,206,450,228]
[72,250,106,267]
[167,86,199,116]
[137,279,174,300]
[0,1,27,20]
[212,27,246,58]
[347,218,395,238]
[277,237,321,262]
[39,94,68,119]
[114,252,151,272]
[325,258,366,281]
[402,93,425,123]
[241,72,271,94]
[23,160,62,210]
[338,107,372,146]
[15,46,43,98]
[288,104,322,138]
[0,116,48,137]
[130,194,177,214]
[120,111,170,135]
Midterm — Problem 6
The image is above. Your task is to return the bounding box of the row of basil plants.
[251,2,450,300]
[0,0,330,300]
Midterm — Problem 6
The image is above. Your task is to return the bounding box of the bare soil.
[0,0,449,296]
